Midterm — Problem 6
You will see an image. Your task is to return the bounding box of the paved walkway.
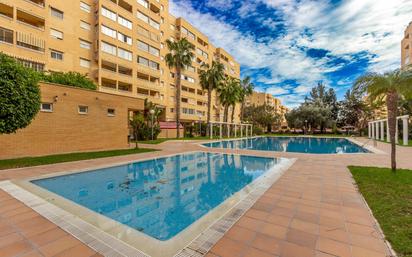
[0,138,411,257]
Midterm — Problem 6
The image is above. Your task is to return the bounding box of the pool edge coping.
[0,152,297,257]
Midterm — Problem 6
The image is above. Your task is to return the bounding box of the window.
[50,49,63,60]
[40,103,53,112]
[101,25,116,38]
[186,65,195,72]
[138,56,149,66]
[117,32,132,45]
[149,19,160,30]
[80,39,91,49]
[149,60,159,70]
[107,108,115,116]
[149,45,159,56]
[101,41,116,55]
[80,58,90,68]
[78,105,88,114]
[50,28,63,40]
[80,2,91,13]
[137,40,149,51]
[118,15,132,29]
[118,48,132,61]
[101,6,116,21]
[137,0,148,8]
[80,20,90,30]
[50,7,63,19]
[0,27,13,44]
[137,11,149,23]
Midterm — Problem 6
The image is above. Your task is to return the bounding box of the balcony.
[101,78,117,90]
[118,0,132,13]
[16,31,45,52]
[0,3,13,19]
[0,27,13,44]
[26,0,45,7]
[118,81,132,92]
[16,9,45,30]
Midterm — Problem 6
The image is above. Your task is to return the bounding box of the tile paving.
[0,138,411,257]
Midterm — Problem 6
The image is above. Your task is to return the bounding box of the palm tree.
[165,38,195,138]
[239,76,254,121]
[217,77,241,126]
[230,79,242,123]
[199,61,225,135]
[354,67,412,171]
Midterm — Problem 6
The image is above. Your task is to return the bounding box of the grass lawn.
[138,136,244,144]
[377,139,412,147]
[265,133,350,137]
[0,148,157,170]
[349,166,412,257]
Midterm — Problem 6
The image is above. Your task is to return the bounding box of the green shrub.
[42,71,97,90]
[0,53,41,134]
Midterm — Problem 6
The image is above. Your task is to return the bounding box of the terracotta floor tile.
[315,251,336,257]
[319,226,350,243]
[271,207,295,218]
[250,233,281,255]
[38,235,81,257]
[294,211,320,224]
[236,216,264,232]
[8,211,41,224]
[21,250,44,257]
[225,225,256,244]
[351,245,387,257]
[350,233,386,253]
[259,222,288,240]
[210,237,247,257]
[290,219,319,235]
[280,241,315,257]
[286,228,318,249]
[253,201,275,213]
[54,243,96,257]
[265,214,291,228]
[204,253,219,257]
[28,227,68,247]
[345,222,379,237]
[319,216,345,229]
[0,223,17,237]
[0,232,25,248]
[0,240,33,257]
[243,247,278,257]
[246,209,270,221]
[316,237,351,257]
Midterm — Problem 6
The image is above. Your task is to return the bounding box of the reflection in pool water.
[203,137,369,154]
[32,152,281,240]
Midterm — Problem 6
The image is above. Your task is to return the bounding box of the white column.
[241,125,243,138]
[375,122,380,140]
[403,117,409,146]
[210,123,213,139]
[368,122,372,138]
[380,121,385,141]
[246,125,248,138]
[250,125,253,136]
[219,123,222,139]
[395,119,399,144]
[386,120,390,142]
[234,124,237,137]
[371,122,375,139]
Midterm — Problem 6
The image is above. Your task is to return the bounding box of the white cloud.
[266,87,289,95]
[170,0,412,108]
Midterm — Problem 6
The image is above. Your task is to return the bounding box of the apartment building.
[401,21,412,68]
[0,0,240,124]
[245,91,289,126]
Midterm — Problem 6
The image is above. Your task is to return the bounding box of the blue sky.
[170,0,412,108]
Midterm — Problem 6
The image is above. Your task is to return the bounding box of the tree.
[306,82,338,120]
[165,38,195,138]
[130,113,145,149]
[285,103,332,133]
[243,104,281,133]
[199,61,225,134]
[354,67,412,171]
[239,76,254,121]
[217,77,241,123]
[0,53,41,134]
[41,71,97,90]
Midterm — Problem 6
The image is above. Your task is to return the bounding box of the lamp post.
[149,109,155,141]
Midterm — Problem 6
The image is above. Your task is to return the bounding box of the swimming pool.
[31,152,283,241]
[203,137,369,154]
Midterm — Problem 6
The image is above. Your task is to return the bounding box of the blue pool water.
[203,137,369,154]
[32,152,281,240]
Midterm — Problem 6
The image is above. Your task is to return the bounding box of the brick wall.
[0,82,144,160]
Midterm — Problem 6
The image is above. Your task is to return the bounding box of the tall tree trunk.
[231,104,235,123]
[224,105,229,136]
[240,101,245,122]
[207,82,212,137]
[387,91,398,171]
[176,66,182,138]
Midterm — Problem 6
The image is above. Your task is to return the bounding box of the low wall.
[0,82,144,160]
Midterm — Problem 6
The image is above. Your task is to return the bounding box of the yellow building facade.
[401,21,412,68]
[245,92,289,126]
[0,0,240,124]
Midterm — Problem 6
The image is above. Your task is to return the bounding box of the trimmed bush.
[0,53,41,134]
[42,71,97,90]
